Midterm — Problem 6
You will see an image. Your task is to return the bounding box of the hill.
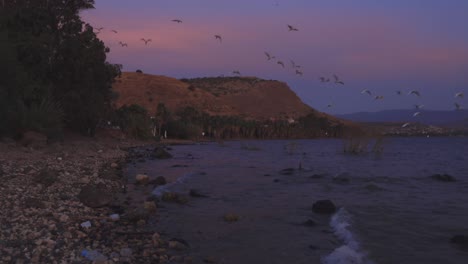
[112,72,358,138]
[113,72,333,121]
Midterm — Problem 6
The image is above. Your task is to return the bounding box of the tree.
[0,0,120,137]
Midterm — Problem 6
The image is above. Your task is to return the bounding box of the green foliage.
[0,0,121,138]
[115,104,153,139]
[166,120,201,139]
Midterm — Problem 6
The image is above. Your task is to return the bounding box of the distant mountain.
[337,109,468,127]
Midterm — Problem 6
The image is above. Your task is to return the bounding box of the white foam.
[152,172,195,197]
[322,208,374,264]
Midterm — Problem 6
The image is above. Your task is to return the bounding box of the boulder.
[431,174,456,182]
[126,207,150,223]
[135,174,149,185]
[150,147,173,159]
[78,184,113,208]
[312,200,337,214]
[149,176,167,186]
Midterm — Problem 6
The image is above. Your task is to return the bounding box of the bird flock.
[91,9,465,124]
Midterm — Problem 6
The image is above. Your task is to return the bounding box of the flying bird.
[455,92,464,98]
[232,70,241,75]
[287,24,298,31]
[413,112,421,117]
[408,90,420,97]
[111,29,118,33]
[290,60,296,68]
[455,102,461,110]
[333,74,344,85]
[402,123,410,128]
[361,89,372,96]
[277,61,285,68]
[327,104,333,108]
[319,77,326,83]
[264,52,272,60]
[214,35,222,42]
[396,90,402,95]
[94,27,103,34]
[414,104,424,109]
[374,95,384,100]
[140,38,152,45]
[295,69,303,76]
[118,41,128,47]
[172,19,182,23]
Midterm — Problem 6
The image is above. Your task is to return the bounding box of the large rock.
[150,147,173,159]
[312,200,337,214]
[135,174,149,185]
[149,176,166,186]
[19,131,47,148]
[78,184,113,208]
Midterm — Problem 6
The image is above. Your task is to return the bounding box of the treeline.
[0,0,120,139]
[112,103,351,140]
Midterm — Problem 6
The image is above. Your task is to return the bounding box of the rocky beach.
[0,133,194,263]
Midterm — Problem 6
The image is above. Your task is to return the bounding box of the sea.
[126,137,468,264]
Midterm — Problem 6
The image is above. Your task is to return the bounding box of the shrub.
[115,104,153,139]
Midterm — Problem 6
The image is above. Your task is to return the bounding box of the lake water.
[128,138,468,264]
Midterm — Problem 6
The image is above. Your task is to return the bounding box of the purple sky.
[82,0,468,114]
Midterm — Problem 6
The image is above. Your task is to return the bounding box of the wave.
[152,172,196,197]
[322,208,374,264]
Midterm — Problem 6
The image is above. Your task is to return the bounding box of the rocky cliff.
[113,72,342,123]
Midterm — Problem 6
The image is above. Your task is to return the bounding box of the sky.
[81,0,468,114]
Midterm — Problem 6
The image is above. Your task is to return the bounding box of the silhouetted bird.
[455,102,461,110]
[172,19,182,23]
[214,35,222,42]
[455,92,464,98]
[333,74,344,85]
[265,52,272,60]
[111,29,118,33]
[232,70,241,75]
[414,104,424,109]
[295,69,303,76]
[396,90,402,95]
[290,60,296,68]
[361,89,372,95]
[118,41,128,47]
[277,61,285,68]
[141,38,152,45]
[408,90,420,96]
[287,24,298,31]
[374,95,384,100]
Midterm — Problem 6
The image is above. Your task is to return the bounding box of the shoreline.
[0,135,195,263]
